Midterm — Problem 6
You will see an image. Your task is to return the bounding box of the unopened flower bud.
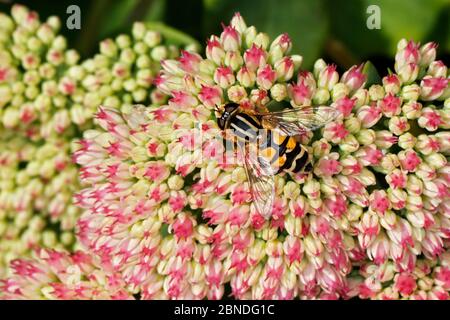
[270,83,287,102]
[397,63,419,84]
[398,132,417,149]
[402,101,422,119]
[382,74,401,94]
[419,42,437,67]
[401,84,420,101]
[341,64,366,92]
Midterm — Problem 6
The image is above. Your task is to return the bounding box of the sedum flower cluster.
[65,21,183,128]
[0,12,448,300]
[68,13,449,299]
[0,5,81,277]
[0,248,132,299]
[0,4,182,277]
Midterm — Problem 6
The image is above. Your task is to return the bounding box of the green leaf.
[326,0,449,57]
[362,61,381,88]
[203,0,329,68]
[143,0,167,21]
[145,22,201,49]
[97,0,140,39]
[376,0,448,52]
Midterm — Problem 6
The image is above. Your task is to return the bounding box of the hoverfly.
[215,102,339,219]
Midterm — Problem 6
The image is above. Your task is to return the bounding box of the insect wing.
[260,105,339,136]
[122,104,151,128]
[238,141,276,219]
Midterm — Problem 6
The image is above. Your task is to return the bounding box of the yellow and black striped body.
[217,103,311,174]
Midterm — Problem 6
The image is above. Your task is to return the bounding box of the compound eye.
[224,103,239,114]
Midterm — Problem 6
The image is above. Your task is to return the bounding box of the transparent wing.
[259,105,339,136]
[122,104,150,128]
[237,141,275,219]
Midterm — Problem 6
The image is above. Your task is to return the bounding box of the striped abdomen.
[227,112,311,174]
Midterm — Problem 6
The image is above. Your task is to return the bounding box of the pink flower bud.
[376,155,399,175]
[419,42,437,67]
[281,235,303,265]
[323,121,349,143]
[338,134,359,153]
[324,194,347,218]
[388,116,410,136]
[405,174,423,196]
[334,96,356,117]
[227,85,247,102]
[287,79,313,106]
[312,138,332,158]
[424,153,447,169]
[220,24,241,51]
[374,130,398,149]
[144,161,171,182]
[19,103,36,124]
[369,190,391,215]
[386,169,408,189]
[314,153,341,176]
[318,64,339,90]
[422,232,444,259]
[356,103,382,128]
[288,196,308,218]
[368,233,390,265]
[415,162,436,181]
[169,90,198,109]
[394,273,417,297]
[354,145,383,166]
[230,12,247,33]
[236,66,256,87]
[341,64,366,92]
[198,85,222,108]
[382,74,401,94]
[213,65,235,88]
[397,63,419,84]
[339,156,362,176]
[398,149,422,172]
[401,101,422,119]
[395,40,420,69]
[387,218,413,248]
[358,212,380,249]
[178,50,202,74]
[206,36,225,65]
[427,60,447,78]
[250,88,269,107]
[420,76,448,101]
[417,107,442,131]
[168,191,187,213]
[270,33,292,55]
[224,51,244,71]
[405,194,423,212]
[378,93,402,117]
[434,266,450,290]
[428,287,450,300]
[243,44,267,71]
[387,188,407,210]
[274,56,294,82]
[256,64,276,90]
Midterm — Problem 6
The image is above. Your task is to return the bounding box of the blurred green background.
[1,0,449,73]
